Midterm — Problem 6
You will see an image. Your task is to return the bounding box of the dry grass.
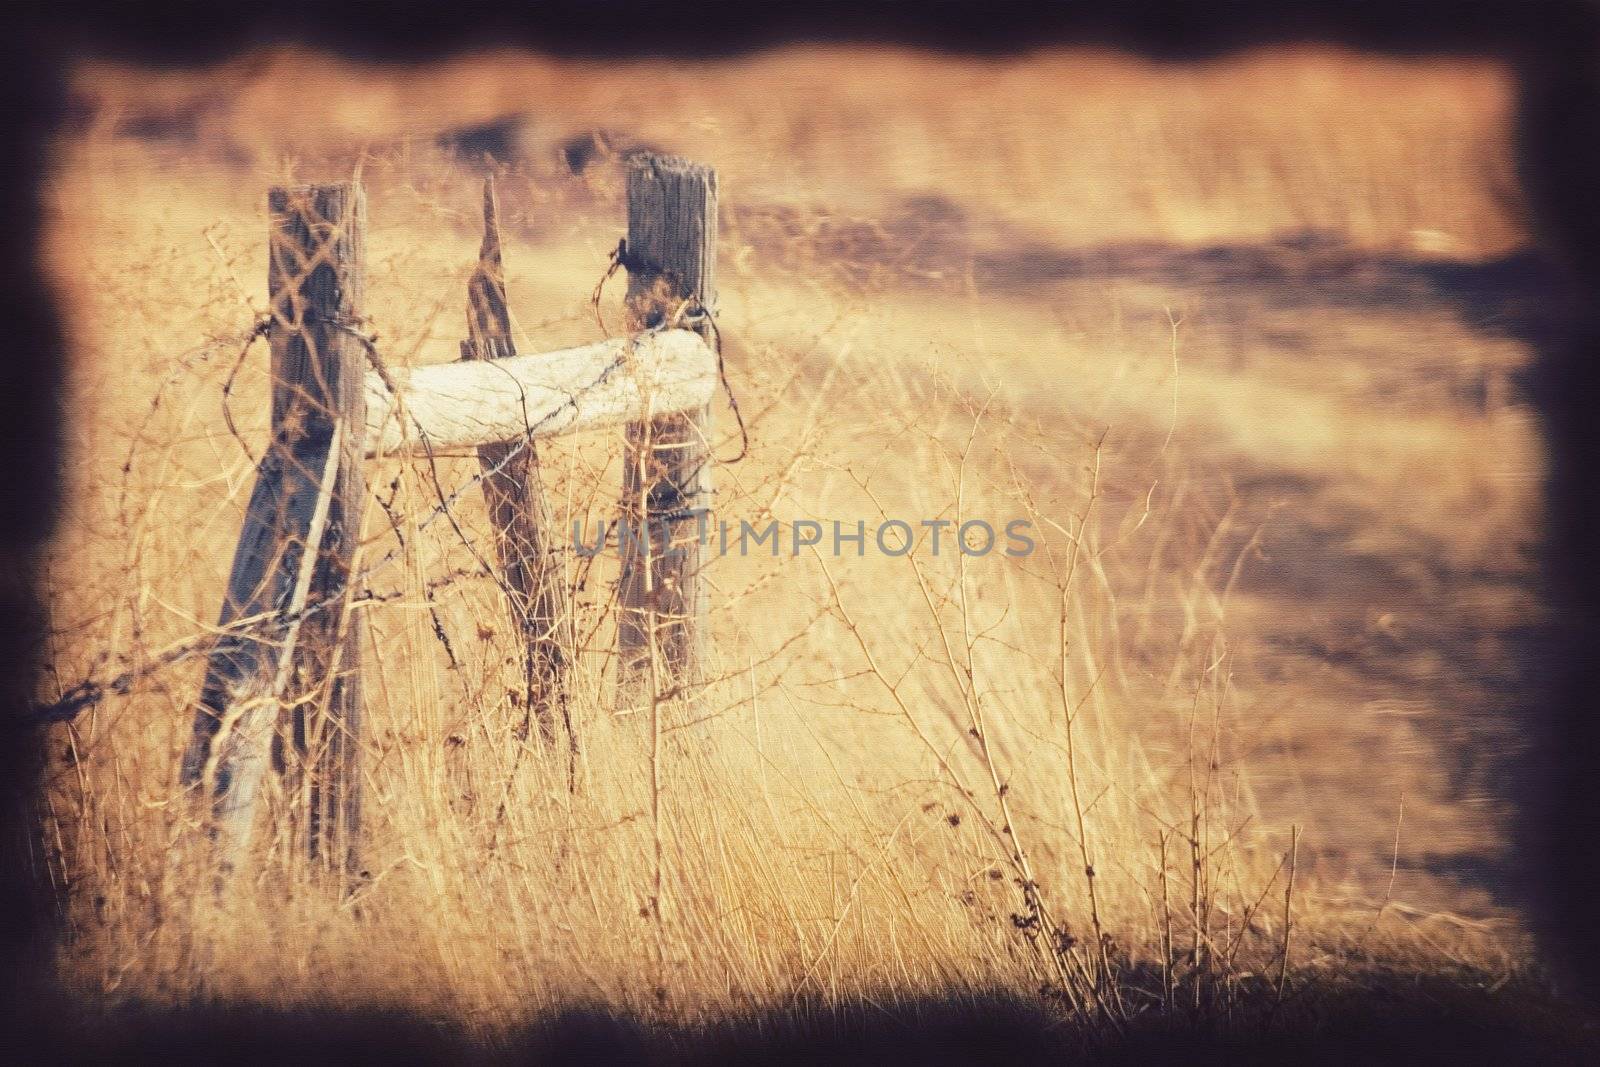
[37,44,1542,1036]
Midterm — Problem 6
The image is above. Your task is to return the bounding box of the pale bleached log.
[363,329,716,457]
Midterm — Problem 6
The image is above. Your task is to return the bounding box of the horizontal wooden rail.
[364,329,717,456]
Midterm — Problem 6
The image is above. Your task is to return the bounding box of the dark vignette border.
[5,1,1599,1060]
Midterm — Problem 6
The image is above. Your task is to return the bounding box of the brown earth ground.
[33,44,1577,1036]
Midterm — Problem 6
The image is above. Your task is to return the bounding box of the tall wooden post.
[179,182,367,881]
[617,155,716,698]
[461,177,573,749]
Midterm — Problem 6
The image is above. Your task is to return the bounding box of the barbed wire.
[593,237,747,464]
[32,271,743,726]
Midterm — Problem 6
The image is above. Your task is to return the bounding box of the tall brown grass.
[37,45,1537,1035]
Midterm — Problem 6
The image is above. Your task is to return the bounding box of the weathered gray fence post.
[460,177,573,750]
[179,181,367,882]
[617,155,717,698]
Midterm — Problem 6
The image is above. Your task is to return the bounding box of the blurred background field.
[36,44,1557,1031]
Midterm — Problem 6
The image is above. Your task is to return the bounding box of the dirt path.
[735,190,1570,919]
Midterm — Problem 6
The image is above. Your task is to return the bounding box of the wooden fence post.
[617,155,717,698]
[178,182,368,882]
[460,177,574,752]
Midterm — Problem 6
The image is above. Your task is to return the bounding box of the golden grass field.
[37,44,1551,1034]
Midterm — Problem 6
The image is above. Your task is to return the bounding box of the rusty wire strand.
[38,235,752,726]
